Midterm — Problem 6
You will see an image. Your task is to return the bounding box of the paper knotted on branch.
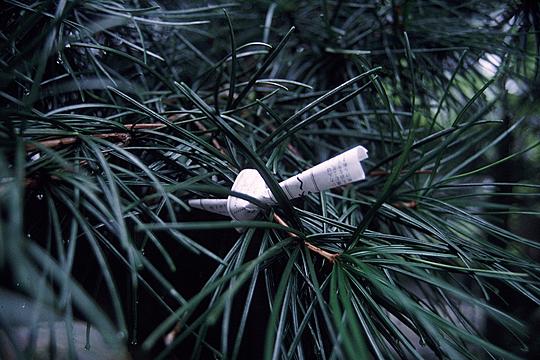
[188,145,368,220]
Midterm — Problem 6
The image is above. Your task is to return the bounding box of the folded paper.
[188,145,368,221]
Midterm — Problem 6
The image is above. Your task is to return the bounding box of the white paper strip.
[269,145,368,201]
[227,169,268,221]
[188,145,368,221]
[187,198,229,217]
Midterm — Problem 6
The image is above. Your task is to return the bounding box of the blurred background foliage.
[1,0,539,359]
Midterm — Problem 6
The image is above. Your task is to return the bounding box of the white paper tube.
[266,145,368,201]
[188,145,369,220]
[188,198,229,217]
[227,169,268,221]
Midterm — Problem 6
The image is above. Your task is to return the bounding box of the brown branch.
[25,132,133,188]
[369,169,432,176]
[272,213,298,238]
[26,137,79,151]
[304,242,339,263]
[193,120,226,154]
[125,123,166,130]
[392,200,417,209]
[26,132,133,151]
[273,213,339,263]
[24,122,171,152]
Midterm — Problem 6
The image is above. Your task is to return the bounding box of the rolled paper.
[227,169,268,221]
[264,145,368,202]
[188,198,229,217]
[188,145,369,220]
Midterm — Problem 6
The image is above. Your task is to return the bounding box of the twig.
[25,133,131,151]
[24,123,170,152]
[273,213,339,263]
[304,242,340,263]
[392,200,417,209]
[125,123,166,130]
[193,121,226,154]
[369,169,432,176]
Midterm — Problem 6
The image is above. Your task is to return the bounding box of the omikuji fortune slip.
[188,145,368,221]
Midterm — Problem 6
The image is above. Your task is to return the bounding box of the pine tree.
[1,1,539,358]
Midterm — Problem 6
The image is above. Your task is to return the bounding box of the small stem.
[193,120,226,154]
[26,132,131,151]
[369,169,432,176]
[126,123,166,129]
[392,200,417,209]
[304,242,339,263]
[24,122,171,152]
[273,213,339,263]
[272,213,297,238]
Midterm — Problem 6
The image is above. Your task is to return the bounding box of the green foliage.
[1,0,539,358]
